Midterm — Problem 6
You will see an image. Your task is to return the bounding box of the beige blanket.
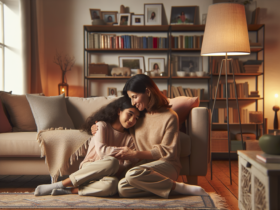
[37,128,91,183]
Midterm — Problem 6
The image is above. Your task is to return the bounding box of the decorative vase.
[259,134,280,155]
[58,71,68,96]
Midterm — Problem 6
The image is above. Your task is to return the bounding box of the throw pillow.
[169,96,200,125]
[26,94,75,131]
[1,93,37,131]
[0,101,12,133]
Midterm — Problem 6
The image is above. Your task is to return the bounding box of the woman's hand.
[114,147,137,160]
[91,121,98,135]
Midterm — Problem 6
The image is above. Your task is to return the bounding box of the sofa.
[0,92,209,185]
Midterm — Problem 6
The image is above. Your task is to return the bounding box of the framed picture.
[144,4,162,25]
[89,9,101,20]
[118,13,131,26]
[178,56,202,74]
[132,14,144,26]
[148,58,165,76]
[108,87,117,96]
[170,6,198,25]
[119,56,145,75]
[101,11,118,25]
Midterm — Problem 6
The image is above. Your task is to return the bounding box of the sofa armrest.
[187,107,210,176]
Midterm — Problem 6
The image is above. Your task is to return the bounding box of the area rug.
[0,192,227,209]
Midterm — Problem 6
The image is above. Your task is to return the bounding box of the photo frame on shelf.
[178,56,202,75]
[170,6,198,25]
[107,87,117,96]
[132,14,144,25]
[89,9,101,20]
[119,56,145,75]
[101,11,118,25]
[144,4,163,25]
[148,58,165,76]
[118,13,131,26]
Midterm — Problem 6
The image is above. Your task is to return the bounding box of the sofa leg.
[187,176,198,185]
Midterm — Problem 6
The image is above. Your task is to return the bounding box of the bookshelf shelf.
[172,76,210,79]
[211,73,263,76]
[171,48,201,52]
[212,98,263,101]
[212,123,264,125]
[85,76,170,79]
[85,48,168,52]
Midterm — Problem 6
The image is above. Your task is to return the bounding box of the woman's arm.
[114,147,153,160]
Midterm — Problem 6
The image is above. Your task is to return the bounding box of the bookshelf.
[83,24,265,135]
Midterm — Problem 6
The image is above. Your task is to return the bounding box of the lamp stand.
[273,106,279,129]
[210,53,245,185]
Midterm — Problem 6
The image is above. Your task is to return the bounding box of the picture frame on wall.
[144,4,163,25]
[170,6,198,25]
[101,11,118,25]
[119,56,145,75]
[89,9,101,20]
[107,87,117,96]
[148,58,165,76]
[178,56,202,75]
[131,14,144,26]
[118,13,131,26]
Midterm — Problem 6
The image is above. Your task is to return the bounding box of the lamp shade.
[201,3,250,56]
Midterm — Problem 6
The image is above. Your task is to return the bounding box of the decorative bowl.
[259,134,280,155]
[177,71,185,77]
[196,71,205,77]
[189,72,196,77]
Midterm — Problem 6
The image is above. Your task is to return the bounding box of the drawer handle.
[246,162,252,168]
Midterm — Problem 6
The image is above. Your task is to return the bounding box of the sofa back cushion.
[1,93,37,131]
[65,96,117,129]
[26,94,75,131]
[0,100,12,133]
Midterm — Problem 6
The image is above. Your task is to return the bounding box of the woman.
[34,97,143,197]
[92,74,207,198]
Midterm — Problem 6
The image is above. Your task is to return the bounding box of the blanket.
[37,128,91,183]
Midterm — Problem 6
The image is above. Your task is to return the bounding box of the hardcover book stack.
[87,33,168,49]
[171,86,204,99]
[211,130,229,153]
[243,60,263,73]
[211,57,245,74]
[170,35,203,49]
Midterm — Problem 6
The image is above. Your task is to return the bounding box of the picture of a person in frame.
[147,8,158,23]
[150,12,156,20]
[108,88,117,96]
[120,16,128,25]
[135,18,141,23]
[107,15,113,22]
[91,11,100,19]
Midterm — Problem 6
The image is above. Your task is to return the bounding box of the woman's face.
[127,90,150,111]
[119,107,140,129]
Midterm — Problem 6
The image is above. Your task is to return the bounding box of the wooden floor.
[0,160,238,210]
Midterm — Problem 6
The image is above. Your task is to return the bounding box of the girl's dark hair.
[122,74,171,112]
[81,96,144,135]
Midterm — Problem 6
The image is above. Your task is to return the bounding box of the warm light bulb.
[62,88,65,92]
[275,94,278,98]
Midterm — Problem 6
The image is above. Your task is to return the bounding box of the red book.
[116,36,119,49]
[121,38,124,49]
[153,37,158,48]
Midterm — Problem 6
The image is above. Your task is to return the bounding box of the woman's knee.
[118,177,131,198]
[100,176,119,196]
[125,166,150,185]
[102,156,119,173]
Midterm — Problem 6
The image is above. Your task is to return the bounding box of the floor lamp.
[201,3,250,184]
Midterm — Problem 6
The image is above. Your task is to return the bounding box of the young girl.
[34,96,143,197]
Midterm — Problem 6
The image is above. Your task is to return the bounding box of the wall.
[35,0,280,131]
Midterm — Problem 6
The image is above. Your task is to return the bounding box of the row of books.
[170,35,203,49]
[87,33,168,49]
[212,81,250,98]
[211,58,263,74]
[212,108,250,124]
[171,86,204,99]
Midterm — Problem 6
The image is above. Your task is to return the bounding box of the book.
[256,153,280,163]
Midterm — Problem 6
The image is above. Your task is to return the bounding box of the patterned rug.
[0,192,227,209]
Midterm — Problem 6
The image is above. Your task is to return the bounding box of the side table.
[238,150,280,210]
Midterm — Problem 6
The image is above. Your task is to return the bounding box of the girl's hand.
[114,147,137,160]
[91,121,98,135]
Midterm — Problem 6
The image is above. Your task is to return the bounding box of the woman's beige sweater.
[130,107,181,175]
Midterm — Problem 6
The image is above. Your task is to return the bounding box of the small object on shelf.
[131,14,144,26]
[273,105,279,129]
[136,69,142,74]
[111,67,131,76]
[249,111,263,123]
[268,129,280,135]
[144,3,163,26]
[170,6,198,25]
[189,72,196,77]
[89,63,109,75]
[177,71,185,77]
[101,11,118,25]
[245,140,261,151]
[196,71,205,77]
[107,87,117,96]
[58,82,68,96]
[118,13,131,26]
[120,5,125,13]
[256,153,280,163]
[259,134,280,155]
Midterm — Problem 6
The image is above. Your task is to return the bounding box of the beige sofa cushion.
[1,93,37,131]
[179,131,191,157]
[66,96,117,129]
[0,132,41,157]
[26,94,75,131]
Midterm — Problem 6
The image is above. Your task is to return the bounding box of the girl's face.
[119,107,140,129]
[127,90,150,111]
